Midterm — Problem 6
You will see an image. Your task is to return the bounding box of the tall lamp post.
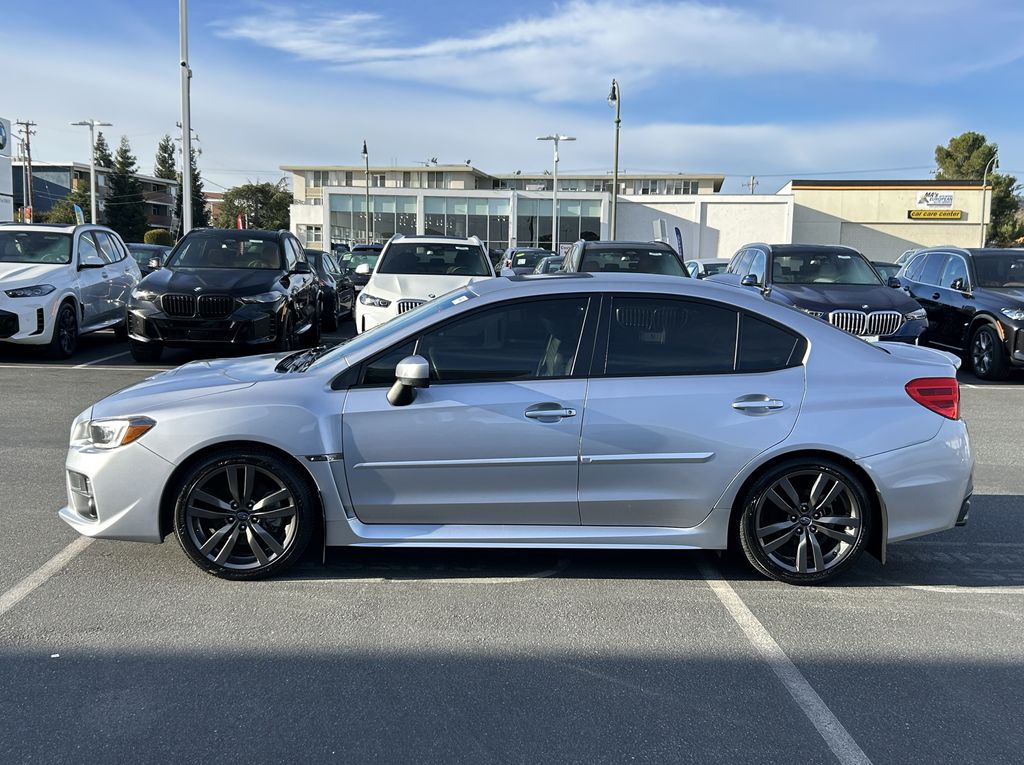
[361,139,372,243]
[69,119,112,224]
[179,0,194,235]
[980,152,999,247]
[536,134,575,253]
[607,79,621,239]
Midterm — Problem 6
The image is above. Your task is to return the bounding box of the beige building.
[784,179,991,260]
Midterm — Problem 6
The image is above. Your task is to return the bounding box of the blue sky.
[4,0,1023,193]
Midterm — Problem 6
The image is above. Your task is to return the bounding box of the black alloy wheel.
[129,337,164,363]
[173,449,314,579]
[322,296,339,332]
[738,458,871,585]
[970,325,1009,381]
[48,302,78,359]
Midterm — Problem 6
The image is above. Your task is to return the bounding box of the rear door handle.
[932,293,940,300]
[524,403,577,421]
[732,395,785,412]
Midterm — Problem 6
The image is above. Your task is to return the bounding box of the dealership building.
[284,163,991,261]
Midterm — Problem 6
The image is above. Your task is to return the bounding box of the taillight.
[905,377,959,419]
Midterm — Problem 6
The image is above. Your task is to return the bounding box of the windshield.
[128,246,169,267]
[167,235,283,270]
[513,251,552,268]
[701,262,728,276]
[581,247,687,276]
[378,242,491,276]
[973,252,1024,288]
[0,231,72,265]
[309,288,475,370]
[345,253,380,271]
[772,251,881,285]
[873,263,899,280]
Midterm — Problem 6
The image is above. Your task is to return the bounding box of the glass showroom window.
[488,198,510,251]
[580,199,601,241]
[424,197,445,235]
[446,197,468,238]
[516,197,553,248]
[396,197,417,235]
[467,198,488,242]
[373,197,396,241]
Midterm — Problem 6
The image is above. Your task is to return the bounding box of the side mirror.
[79,252,105,269]
[148,257,163,270]
[887,276,901,289]
[950,277,967,292]
[292,261,312,274]
[740,274,760,287]
[354,263,370,275]
[387,355,430,406]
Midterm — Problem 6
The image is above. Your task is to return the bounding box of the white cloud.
[216,1,876,101]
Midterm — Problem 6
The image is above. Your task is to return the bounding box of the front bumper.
[128,303,282,347]
[0,298,54,345]
[59,439,175,543]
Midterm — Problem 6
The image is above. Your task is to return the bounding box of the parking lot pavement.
[0,334,1022,763]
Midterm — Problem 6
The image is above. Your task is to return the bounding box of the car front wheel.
[173,449,314,579]
[737,458,871,585]
[970,324,1009,381]
[48,302,78,359]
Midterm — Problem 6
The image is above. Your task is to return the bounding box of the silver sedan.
[59,273,973,584]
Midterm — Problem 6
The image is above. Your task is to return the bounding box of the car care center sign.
[909,189,961,220]
[0,117,12,223]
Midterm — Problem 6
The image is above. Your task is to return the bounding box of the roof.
[583,240,677,249]
[282,164,490,176]
[12,160,178,186]
[185,228,285,238]
[788,179,986,190]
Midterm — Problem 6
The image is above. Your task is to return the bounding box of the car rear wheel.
[173,450,314,580]
[738,458,871,585]
[322,297,339,332]
[129,338,163,362]
[275,312,294,351]
[47,302,78,359]
[969,325,1009,381]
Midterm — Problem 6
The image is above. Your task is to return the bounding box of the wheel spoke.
[213,523,243,565]
[757,520,797,539]
[815,525,859,544]
[199,521,238,557]
[187,504,233,520]
[766,488,797,514]
[192,490,233,512]
[241,465,255,505]
[762,526,798,554]
[817,516,860,529]
[252,487,290,512]
[226,467,242,505]
[808,473,828,508]
[252,504,296,520]
[778,478,802,509]
[246,526,271,566]
[814,480,844,512]
[795,532,808,573]
[807,531,825,571]
[249,521,285,556]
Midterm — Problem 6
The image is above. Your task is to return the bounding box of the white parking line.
[699,562,872,765]
[73,350,131,368]
[0,363,168,372]
[903,585,1024,595]
[0,537,93,619]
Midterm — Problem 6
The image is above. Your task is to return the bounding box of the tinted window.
[940,256,969,290]
[78,233,100,264]
[92,232,120,264]
[771,250,881,285]
[361,340,417,386]
[580,246,687,276]
[918,253,950,286]
[168,234,283,269]
[902,252,927,281]
[730,249,753,275]
[379,242,490,276]
[737,315,803,371]
[604,297,737,375]
[418,298,589,382]
[973,252,1024,288]
[0,232,72,264]
[749,250,767,284]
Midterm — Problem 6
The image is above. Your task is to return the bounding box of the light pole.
[70,119,112,224]
[361,139,371,243]
[980,153,999,247]
[607,79,621,239]
[537,134,575,253]
[179,0,194,235]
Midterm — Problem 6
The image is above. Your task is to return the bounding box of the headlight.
[82,416,156,449]
[905,308,927,321]
[5,284,56,298]
[239,292,283,304]
[1000,308,1024,321]
[131,288,159,301]
[359,292,391,308]
[797,307,825,319]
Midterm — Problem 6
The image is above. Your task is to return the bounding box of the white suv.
[355,234,494,333]
[0,223,141,357]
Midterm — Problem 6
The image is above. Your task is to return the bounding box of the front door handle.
[732,395,785,413]
[524,403,577,421]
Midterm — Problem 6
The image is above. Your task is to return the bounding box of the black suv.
[899,246,1024,379]
[708,243,926,343]
[560,240,690,276]
[127,228,321,362]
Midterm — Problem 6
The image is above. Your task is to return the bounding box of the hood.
[978,286,1024,304]
[771,283,917,314]
[367,272,489,300]
[0,261,67,286]
[140,267,283,296]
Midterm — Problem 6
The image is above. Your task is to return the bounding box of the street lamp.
[607,79,621,239]
[70,119,113,224]
[980,152,999,246]
[536,134,575,253]
[361,139,372,243]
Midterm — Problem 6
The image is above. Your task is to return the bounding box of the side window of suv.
[283,238,299,271]
[918,252,950,286]
[730,249,753,275]
[78,232,102,265]
[748,249,767,284]
[93,232,121,264]
[941,255,969,290]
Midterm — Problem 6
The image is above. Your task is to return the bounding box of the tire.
[129,338,163,362]
[969,324,1009,381]
[737,458,872,585]
[305,306,322,347]
[275,312,294,352]
[47,302,78,359]
[113,321,129,341]
[172,449,314,580]
[322,297,339,332]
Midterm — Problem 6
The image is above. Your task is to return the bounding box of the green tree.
[173,145,210,231]
[935,131,1021,245]
[214,180,292,231]
[153,134,177,180]
[103,136,149,242]
[40,183,93,224]
[144,228,174,246]
[93,131,114,168]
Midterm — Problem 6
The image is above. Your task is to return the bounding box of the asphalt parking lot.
[1,328,1022,764]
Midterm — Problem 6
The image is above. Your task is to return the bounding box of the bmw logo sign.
[0,122,7,151]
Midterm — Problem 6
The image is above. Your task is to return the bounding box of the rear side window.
[737,314,803,371]
[729,249,753,274]
[93,232,122,264]
[918,253,949,286]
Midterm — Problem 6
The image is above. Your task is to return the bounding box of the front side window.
[748,250,767,284]
[167,234,284,270]
[378,242,490,276]
[418,298,589,382]
[771,251,881,285]
[0,231,72,265]
[940,256,969,290]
